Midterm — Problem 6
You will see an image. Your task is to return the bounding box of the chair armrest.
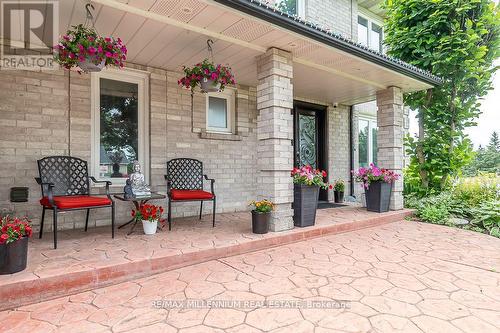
[90,176,112,199]
[35,177,55,206]
[203,175,215,194]
[164,175,171,194]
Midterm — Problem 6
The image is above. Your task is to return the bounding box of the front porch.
[0,206,411,310]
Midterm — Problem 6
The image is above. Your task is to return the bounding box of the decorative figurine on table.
[129,161,151,197]
[123,179,134,199]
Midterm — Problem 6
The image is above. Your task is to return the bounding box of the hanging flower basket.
[178,59,235,93]
[54,24,127,74]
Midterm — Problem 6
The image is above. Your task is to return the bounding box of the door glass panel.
[358,119,369,168]
[372,126,378,166]
[299,114,317,168]
[99,78,138,179]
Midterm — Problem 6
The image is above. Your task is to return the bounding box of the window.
[91,69,149,183]
[276,0,305,17]
[370,23,382,53]
[206,89,235,133]
[357,16,369,47]
[358,117,378,167]
[357,15,383,52]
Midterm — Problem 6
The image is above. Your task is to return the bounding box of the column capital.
[376,86,403,107]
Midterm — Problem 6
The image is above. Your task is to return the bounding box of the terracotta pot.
[0,236,28,274]
[251,210,270,234]
[200,78,221,92]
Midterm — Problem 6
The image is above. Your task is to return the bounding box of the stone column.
[376,87,404,210]
[256,48,294,231]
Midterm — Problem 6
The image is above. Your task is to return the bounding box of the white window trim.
[205,88,235,134]
[90,68,150,185]
[359,115,378,165]
[297,0,306,18]
[357,11,384,53]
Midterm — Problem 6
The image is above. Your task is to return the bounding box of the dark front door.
[293,101,328,201]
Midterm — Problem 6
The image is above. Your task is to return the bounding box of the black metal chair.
[165,158,216,230]
[35,156,115,249]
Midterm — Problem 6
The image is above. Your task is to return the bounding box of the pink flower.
[98,46,103,53]
[105,37,111,43]
[88,46,96,54]
[105,51,112,58]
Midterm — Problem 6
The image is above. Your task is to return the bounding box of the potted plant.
[333,180,345,203]
[353,163,400,213]
[249,199,275,234]
[291,165,330,227]
[178,59,236,93]
[132,204,164,235]
[54,24,127,73]
[0,216,33,274]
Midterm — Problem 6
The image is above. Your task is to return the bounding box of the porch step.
[0,208,413,310]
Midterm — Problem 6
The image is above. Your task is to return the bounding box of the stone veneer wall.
[0,64,258,231]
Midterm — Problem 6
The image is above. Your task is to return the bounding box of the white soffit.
[58,0,432,104]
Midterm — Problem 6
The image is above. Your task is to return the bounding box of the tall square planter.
[365,181,392,213]
[293,184,320,227]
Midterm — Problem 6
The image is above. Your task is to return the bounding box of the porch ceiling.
[56,0,433,105]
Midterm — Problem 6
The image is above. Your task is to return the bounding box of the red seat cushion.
[40,195,112,209]
[170,189,214,201]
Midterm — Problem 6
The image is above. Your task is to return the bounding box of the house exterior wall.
[305,0,358,40]
[0,65,259,231]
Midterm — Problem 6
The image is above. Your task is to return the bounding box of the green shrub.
[404,173,500,238]
[470,200,500,237]
[450,174,499,207]
[418,205,450,224]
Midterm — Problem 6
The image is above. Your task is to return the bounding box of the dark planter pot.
[365,181,392,213]
[251,210,270,234]
[293,184,320,227]
[334,191,344,203]
[0,236,28,274]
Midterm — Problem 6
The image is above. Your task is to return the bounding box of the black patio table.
[114,192,166,235]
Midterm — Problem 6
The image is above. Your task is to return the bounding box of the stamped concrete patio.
[2,220,499,333]
[0,205,411,310]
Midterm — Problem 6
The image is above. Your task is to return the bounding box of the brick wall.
[305,0,358,40]
[327,104,351,201]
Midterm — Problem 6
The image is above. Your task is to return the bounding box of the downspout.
[349,105,354,197]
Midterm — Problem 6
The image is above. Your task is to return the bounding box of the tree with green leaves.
[463,131,500,175]
[384,0,500,191]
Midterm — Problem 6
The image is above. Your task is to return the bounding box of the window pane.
[358,16,368,46]
[208,96,228,130]
[99,78,138,179]
[358,119,369,168]
[370,23,382,52]
[276,0,297,15]
[372,126,378,166]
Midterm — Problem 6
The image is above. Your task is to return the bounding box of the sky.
[409,59,500,149]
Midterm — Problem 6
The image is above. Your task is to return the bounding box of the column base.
[269,204,294,232]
